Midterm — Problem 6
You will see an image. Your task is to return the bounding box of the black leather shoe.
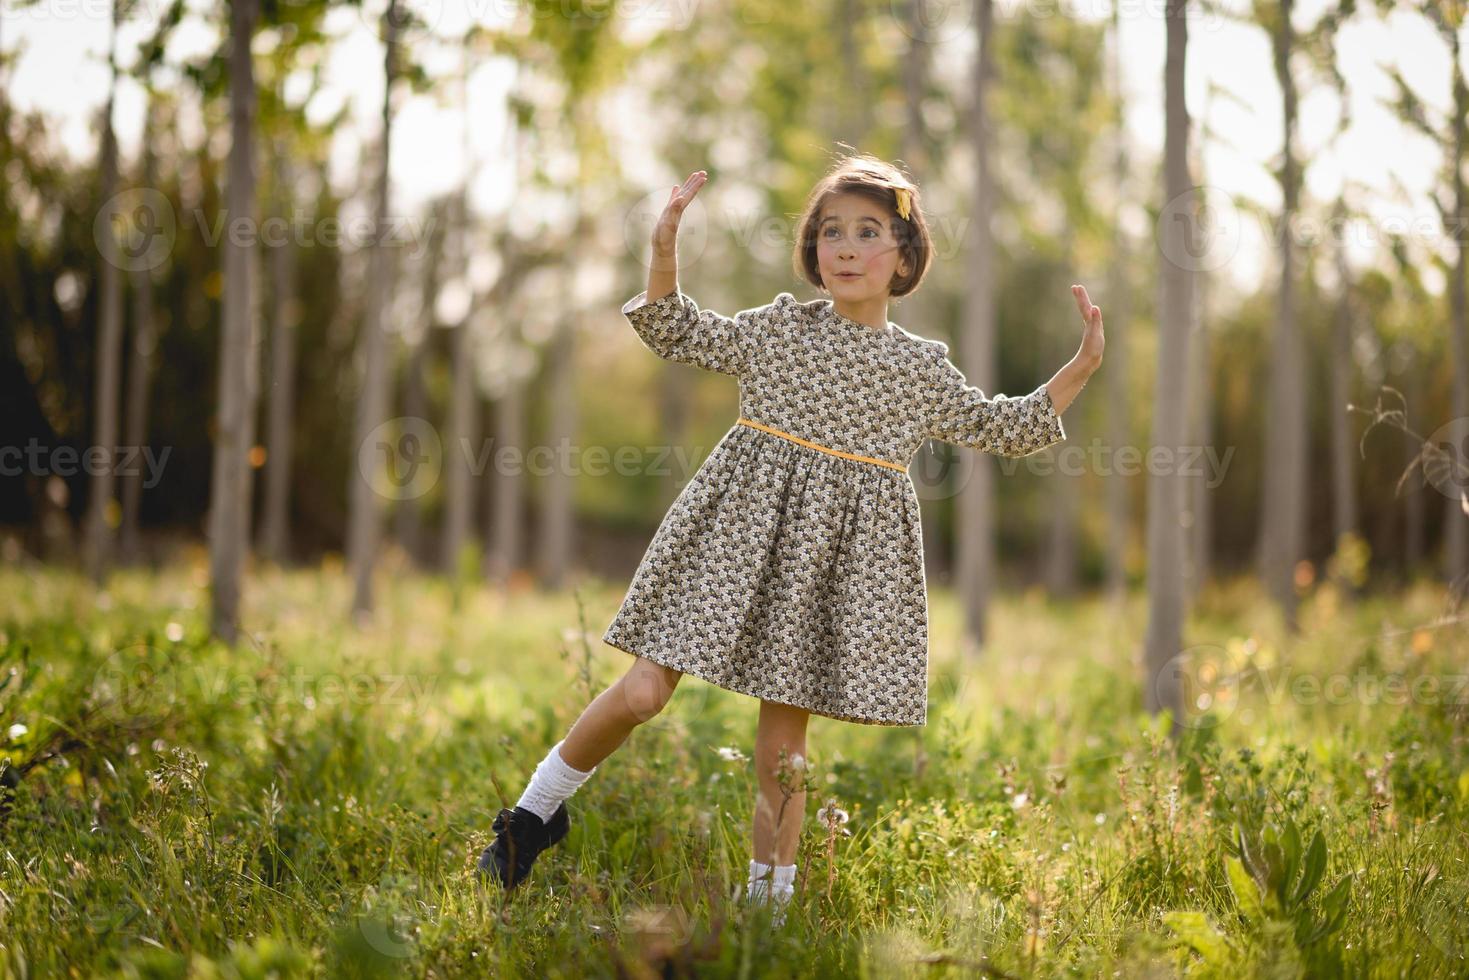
[476,803,569,888]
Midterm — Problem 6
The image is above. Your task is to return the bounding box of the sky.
[1,0,1463,301]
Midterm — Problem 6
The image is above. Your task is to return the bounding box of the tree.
[955,0,1002,649]
[254,0,337,566]
[257,141,298,564]
[1142,0,1193,732]
[119,93,159,566]
[207,0,263,643]
[439,30,487,578]
[1253,0,1312,632]
[1103,0,1139,606]
[118,2,185,565]
[83,0,126,584]
[346,0,401,619]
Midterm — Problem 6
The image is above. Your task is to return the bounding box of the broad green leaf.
[1263,840,1287,901]
[1238,825,1267,887]
[1293,830,1326,906]
[1164,910,1235,964]
[1226,856,1262,923]
[1282,820,1302,883]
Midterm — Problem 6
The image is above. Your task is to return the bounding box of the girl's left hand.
[1070,284,1105,372]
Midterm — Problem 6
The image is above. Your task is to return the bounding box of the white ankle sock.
[746,860,796,904]
[515,740,597,823]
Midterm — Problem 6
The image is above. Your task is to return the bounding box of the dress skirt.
[602,420,930,727]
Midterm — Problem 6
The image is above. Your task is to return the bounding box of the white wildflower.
[816,798,851,835]
[714,746,747,762]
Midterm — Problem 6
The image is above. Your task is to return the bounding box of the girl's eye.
[823,227,879,238]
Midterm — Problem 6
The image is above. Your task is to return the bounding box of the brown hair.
[791,150,932,299]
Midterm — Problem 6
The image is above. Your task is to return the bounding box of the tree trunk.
[84,7,124,583]
[346,0,399,619]
[440,205,481,576]
[1142,0,1192,732]
[1328,206,1358,592]
[901,0,946,601]
[1184,234,1213,605]
[488,378,525,585]
[120,97,159,566]
[1104,0,1134,607]
[537,240,578,590]
[208,0,262,643]
[259,143,298,565]
[441,48,482,578]
[956,0,1000,654]
[1443,26,1468,589]
[1183,93,1213,606]
[1258,0,1307,631]
[395,261,431,568]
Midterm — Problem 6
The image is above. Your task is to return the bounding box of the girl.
[478,154,1105,924]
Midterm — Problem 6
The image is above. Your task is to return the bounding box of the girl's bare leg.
[557,655,683,772]
[751,699,811,866]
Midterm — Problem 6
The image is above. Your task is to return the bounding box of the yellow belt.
[735,417,908,472]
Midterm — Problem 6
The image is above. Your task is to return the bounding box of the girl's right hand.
[651,170,707,259]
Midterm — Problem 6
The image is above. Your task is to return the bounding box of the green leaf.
[1238,824,1267,888]
[1164,910,1235,964]
[1282,820,1302,884]
[1318,874,1352,931]
[1263,839,1287,903]
[1293,830,1326,906]
[1226,856,1263,923]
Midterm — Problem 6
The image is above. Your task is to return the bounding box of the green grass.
[1,554,1465,978]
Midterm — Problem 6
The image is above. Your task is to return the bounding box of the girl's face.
[815,191,911,301]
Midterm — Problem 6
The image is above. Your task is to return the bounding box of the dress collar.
[823,300,893,337]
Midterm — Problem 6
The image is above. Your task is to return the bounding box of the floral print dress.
[601,288,1066,726]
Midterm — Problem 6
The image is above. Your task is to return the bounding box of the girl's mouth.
[835,273,861,279]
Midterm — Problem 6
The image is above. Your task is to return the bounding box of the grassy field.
[1,551,1466,978]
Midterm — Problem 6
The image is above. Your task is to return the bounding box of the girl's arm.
[1043,356,1094,415]
[922,351,1067,458]
[923,284,1104,455]
[624,168,769,377]
[646,170,705,303]
[621,289,775,378]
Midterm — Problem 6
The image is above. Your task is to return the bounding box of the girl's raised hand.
[652,170,707,259]
[1070,284,1105,372]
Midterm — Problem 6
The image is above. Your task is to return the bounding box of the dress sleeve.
[621,289,778,378]
[920,344,1066,457]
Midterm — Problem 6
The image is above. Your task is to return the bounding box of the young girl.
[478,154,1105,923]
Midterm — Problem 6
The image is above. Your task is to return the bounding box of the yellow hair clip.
[894,186,912,221]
